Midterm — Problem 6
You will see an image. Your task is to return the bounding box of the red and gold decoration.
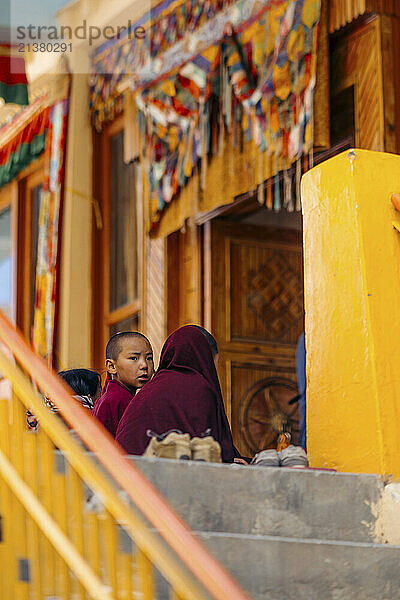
[0,99,49,188]
[33,97,69,365]
[137,0,321,226]
[89,0,322,231]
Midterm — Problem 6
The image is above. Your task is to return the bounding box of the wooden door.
[205,220,304,457]
[17,164,44,342]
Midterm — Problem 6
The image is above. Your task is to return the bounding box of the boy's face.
[106,337,154,392]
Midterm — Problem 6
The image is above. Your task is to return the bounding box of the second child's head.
[58,369,102,401]
[105,332,154,394]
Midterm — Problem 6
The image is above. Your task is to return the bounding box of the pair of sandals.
[144,429,222,462]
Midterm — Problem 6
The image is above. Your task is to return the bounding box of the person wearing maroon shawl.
[115,325,243,463]
[92,332,154,438]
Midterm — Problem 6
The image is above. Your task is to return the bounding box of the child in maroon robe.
[115,325,244,462]
[92,332,154,437]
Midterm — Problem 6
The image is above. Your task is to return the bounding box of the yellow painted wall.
[302,149,400,477]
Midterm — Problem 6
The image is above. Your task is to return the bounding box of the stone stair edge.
[129,454,385,481]
[196,529,400,550]
[64,447,387,486]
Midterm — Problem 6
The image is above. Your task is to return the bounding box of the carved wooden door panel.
[206,220,304,457]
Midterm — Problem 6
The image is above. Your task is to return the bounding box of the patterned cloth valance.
[90,0,237,131]
[135,0,321,227]
[89,0,322,230]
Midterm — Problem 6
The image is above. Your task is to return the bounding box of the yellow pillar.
[301,149,400,477]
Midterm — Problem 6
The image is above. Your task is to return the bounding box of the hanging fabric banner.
[133,0,280,88]
[134,0,321,229]
[33,96,69,366]
[89,0,237,131]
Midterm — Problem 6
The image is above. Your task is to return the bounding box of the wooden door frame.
[0,181,18,324]
[166,220,203,335]
[330,15,385,151]
[16,162,44,340]
[92,116,141,370]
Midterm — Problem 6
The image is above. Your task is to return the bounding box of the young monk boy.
[92,332,154,437]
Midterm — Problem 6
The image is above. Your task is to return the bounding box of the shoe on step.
[144,431,191,460]
[279,445,309,468]
[251,449,280,467]
[190,436,221,462]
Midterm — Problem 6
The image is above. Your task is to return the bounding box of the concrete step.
[128,456,384,543]
[199,531,400,600]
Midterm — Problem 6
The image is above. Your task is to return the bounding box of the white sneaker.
[251,449,280,467]
[279,445,309,468]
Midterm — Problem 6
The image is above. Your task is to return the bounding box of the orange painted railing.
[0,310,252,600]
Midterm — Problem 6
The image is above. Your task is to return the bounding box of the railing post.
[24,429,43,599]
[0,398,12,599]
[302,149,400,477]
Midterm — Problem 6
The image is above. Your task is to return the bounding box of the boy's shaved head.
[106,332,150,361]
[105,332,154,393]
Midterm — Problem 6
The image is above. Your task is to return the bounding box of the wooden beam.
[380,15,397,152]
[106,301,140,326]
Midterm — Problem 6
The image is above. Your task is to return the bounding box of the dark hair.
[105,331,151,361]
[192,325,219,356]
[58,369,102,397]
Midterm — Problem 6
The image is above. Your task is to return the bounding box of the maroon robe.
[92,379,134,438]
[115,325,240,462]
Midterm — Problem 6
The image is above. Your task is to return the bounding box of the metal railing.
[0,310,252,600]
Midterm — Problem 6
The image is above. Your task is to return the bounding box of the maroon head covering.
[115,325,239,462]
